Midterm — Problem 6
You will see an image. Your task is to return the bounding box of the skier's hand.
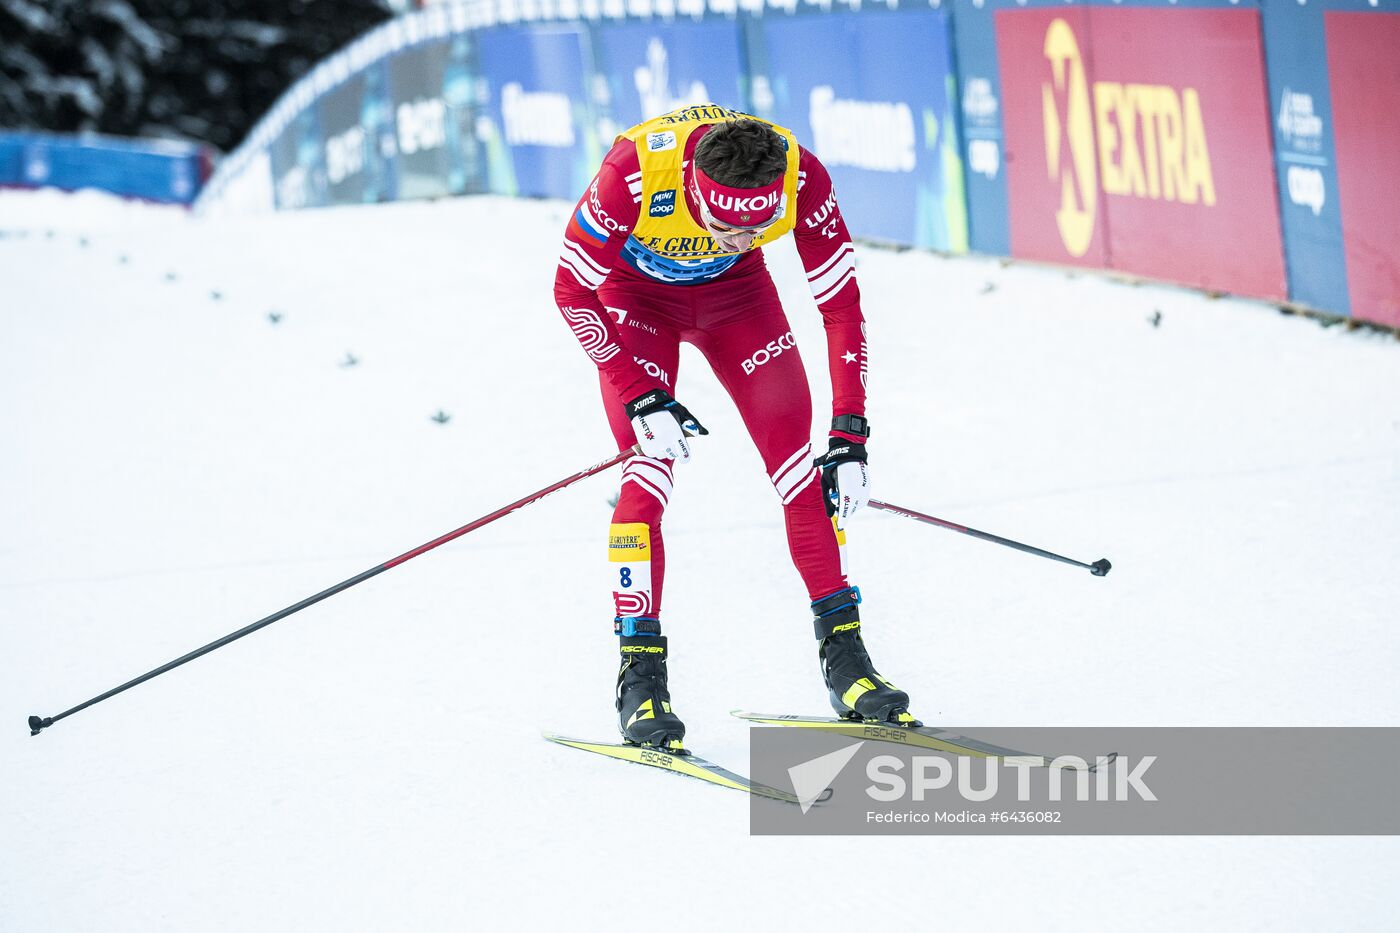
[625,389,708,463]
[817,436,869,528]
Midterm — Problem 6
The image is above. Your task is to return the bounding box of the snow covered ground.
[3,188,1398,931]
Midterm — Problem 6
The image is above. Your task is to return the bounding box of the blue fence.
[0,131,213,205]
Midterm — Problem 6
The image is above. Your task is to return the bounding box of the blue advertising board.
[442,32,487,197]
[361,59,400,205]
[593,19,748,133]
[389,39,456,201]
[475,24,599,200]
[748,8,967,251]
[269,105,328,210]
[318,71,375,206]
[948,0,1010,255]
[0,134,25,186]
[1260,0,1349,315]
[0,131,208,204]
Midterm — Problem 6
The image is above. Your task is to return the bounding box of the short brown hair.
[693,119,787,188]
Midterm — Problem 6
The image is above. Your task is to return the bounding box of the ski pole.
[29,445,640,736]
[867,499,1111,577]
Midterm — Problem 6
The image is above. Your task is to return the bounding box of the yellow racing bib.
[617,105,801,264]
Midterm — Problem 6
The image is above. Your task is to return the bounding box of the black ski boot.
[616,627,686,748]
[812,587,919,726]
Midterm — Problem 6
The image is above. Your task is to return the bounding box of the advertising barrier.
[318,69,385,206]
[950,0,1010,255]
[198,2,971,255]
[1261,0,1348,318]
[994,2,1286,300]
[0,131,213,205]
[1324,6,1400,328]
[389,39,458,201]
[195,0,1398,326]
[269,105,326,210]
[1260,0,1398,327]
[747,7,967,251]
[476,24,600,200]
[593,19,748,132]
[0,135,25,186]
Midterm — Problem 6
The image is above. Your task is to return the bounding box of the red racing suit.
[553,108,868,624]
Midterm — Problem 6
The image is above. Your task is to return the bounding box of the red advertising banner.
[995,8,1107,270]
[996,7,1286,299]
[1326,12,1400,329]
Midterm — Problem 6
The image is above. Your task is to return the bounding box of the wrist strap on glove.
[814,437,868,518]
[625,389,709,437]
[816,437,868,468]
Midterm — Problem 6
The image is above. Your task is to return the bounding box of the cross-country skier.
[554,104,916,749]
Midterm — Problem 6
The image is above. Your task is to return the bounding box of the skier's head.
[690,119,788,252]
[694,119,788,189]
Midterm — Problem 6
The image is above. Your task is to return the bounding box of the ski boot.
[615,618,686,749]
[812,587,920,726]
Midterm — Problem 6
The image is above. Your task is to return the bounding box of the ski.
[543,732,801,803]
[731,711,1116,771]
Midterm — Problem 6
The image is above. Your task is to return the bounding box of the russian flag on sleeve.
[570,204,610,248]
